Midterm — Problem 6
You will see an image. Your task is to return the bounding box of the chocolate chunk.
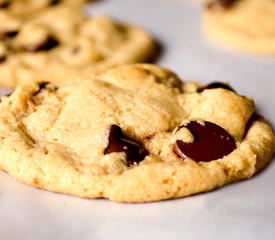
[50,0,61,6]
[198,82,235,93]
[173,121,236,162]
[0,0,10,8]
[38,82,50,90]
[206,0,237,10]
[26,36,58,52]
[0,55,6,63]
[0,30,18,40]
[104,125,148,166]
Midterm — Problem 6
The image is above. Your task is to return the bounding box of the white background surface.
[1,0,275,239]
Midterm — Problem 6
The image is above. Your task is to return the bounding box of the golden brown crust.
[0,64,273,202]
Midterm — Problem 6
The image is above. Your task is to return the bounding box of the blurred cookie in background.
[0,7,156,88]
[204,0,275,54]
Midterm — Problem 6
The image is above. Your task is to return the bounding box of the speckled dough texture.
[0,6,155,88]
[0,64,274,202]
[204,0,275,54]
[0,0,93,14]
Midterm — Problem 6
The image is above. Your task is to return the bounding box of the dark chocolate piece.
[38,82,50,90]
[0,30,18,40]
[26,36,58,52]
[104,125,148,166]
[50,0,62,6]
[0,0,10,8]
[173,121,236,162]
[0,55,6,63]
[198,82,234,93]
[206,0,237,10]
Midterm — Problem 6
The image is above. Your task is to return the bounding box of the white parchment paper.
[1,0,274,239]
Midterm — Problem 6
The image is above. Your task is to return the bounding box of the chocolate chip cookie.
[204,0,275,54]
[0,7,155,88]
[0,64,273,202]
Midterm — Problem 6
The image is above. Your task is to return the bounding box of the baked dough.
[204,0,275,54]
[0,64,273,202]
[0,7,155,88]
[0,0,93,14]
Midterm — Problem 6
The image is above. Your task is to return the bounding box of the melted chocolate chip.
[0,0,10,8]
[0,55,6,63]
[198,82,234,93]
[26,36,58,52]
[206,0,237,10]
[104,125,148,166]
[38,82,50,90]
[173,121,236,162]
[50,0,62,5]
[0,30,19,40]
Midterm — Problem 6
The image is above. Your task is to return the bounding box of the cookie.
[204,0,275,54]
[0,64,274,202]
[0,7,155,88]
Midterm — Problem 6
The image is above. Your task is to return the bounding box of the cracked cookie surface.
[0,7,155,88]
[0,64,274,202]
[204,0,275,54]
